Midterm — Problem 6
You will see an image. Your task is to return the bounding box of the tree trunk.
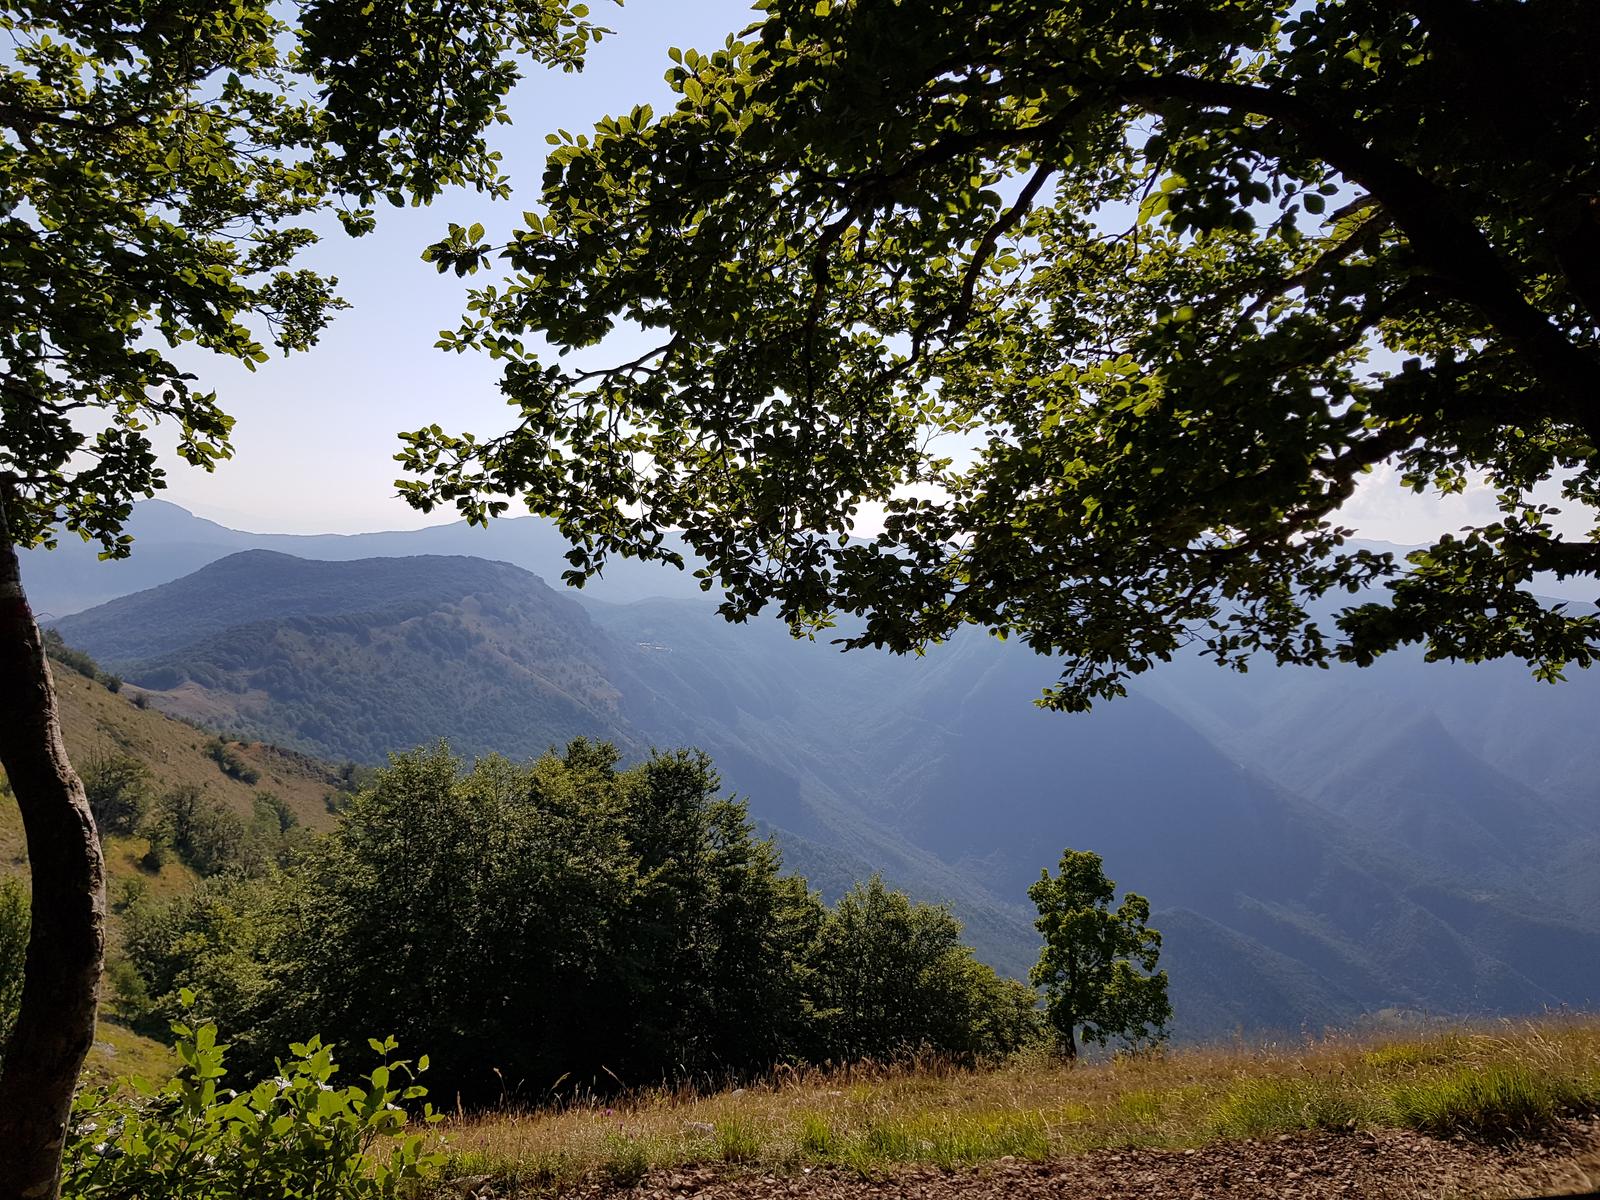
[0,507,105,1200]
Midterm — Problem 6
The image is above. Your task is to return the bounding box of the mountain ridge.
[46,545,1600,1038]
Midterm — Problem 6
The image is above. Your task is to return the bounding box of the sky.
[149,0,1581,551]
[156,0,756,533]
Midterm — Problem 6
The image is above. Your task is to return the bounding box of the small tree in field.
[1028,849,1170,1060]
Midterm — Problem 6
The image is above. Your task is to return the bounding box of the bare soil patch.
[446,1119,1600,1200]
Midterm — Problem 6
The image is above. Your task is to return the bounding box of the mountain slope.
[22,500,707,617]
[48,551,1600,1038]
[57,551,644,764]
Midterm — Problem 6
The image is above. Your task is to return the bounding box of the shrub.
[0,878,28,1052]
[147,786,290,878]
[206,738,261,786]
[40,628,123,690]
[79,748,154,838]
[62,999,441,1200]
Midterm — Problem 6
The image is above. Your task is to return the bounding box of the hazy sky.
[151,0,1577,550]
[157,0,755,533]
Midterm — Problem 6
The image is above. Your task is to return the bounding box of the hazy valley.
[29,503,1600,1041]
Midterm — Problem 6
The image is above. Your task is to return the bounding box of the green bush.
[62,997,441,1199]
[80,748,154,838]
[0,877,28,1053]
[41,628,122,691]
[145,785,294,878]
[206,738,261,786]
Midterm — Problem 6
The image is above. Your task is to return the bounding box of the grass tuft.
[1387,1064,1592,1141]
[600,1133,650,1187]
[1211,1076,1367,1137]
[797,1111,836,1156]
[715,1116,762,1163]
[1363,1035,1472,1072]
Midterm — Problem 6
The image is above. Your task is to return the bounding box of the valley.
[31,503,1600,1041]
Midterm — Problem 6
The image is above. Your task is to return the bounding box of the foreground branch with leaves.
[405,0,1600,710]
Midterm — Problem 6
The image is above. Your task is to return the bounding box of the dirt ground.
[448,1118,1600,1200]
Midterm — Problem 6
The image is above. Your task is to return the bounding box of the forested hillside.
[46,542,1600,1040]
[4,660,1035,1103]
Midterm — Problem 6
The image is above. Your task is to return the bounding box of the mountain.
[21,500,707,618]
[51,549,1600,1038]
[56,551,645,764]
[24,502,1600,622]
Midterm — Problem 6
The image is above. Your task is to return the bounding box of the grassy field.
[434,1019,1600,1191]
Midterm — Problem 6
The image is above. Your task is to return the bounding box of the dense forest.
[111,741,1041,1104]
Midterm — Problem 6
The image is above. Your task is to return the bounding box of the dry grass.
[432,1018,1600,1193]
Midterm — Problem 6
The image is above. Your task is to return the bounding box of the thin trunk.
[0,501,105,1200]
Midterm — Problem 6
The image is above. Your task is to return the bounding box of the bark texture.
[0,507,105,1200]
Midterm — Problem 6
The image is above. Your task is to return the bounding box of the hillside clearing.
[433,1021,1600,1198]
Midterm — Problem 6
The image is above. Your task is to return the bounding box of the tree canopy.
[124,743,1038,1101]
[1028,849,1169,1058]
[0,0,601,552]
[405,0,1600,710]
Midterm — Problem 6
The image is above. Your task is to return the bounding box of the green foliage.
[599,1135,650,1188]
[0,877,28,1052]
[1029,850,1170,1057]
[143,784,295,879]
[205,740,260,787]
[123,742,1033,1102]
[832,1111,1051,1171]
[0,0,602,555]
[62,1001,441,1199]
[1386,1064,1592,1142]
[402,0,1600,711]
[1211,1077,1366,1137]
[806,877,1040,1063]
[714,1117,762,1164]
[42,630,120,692]
[78,747,154,838]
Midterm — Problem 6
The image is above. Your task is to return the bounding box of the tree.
[0,3,600,1192]
[1028,849,1170,1060]
[404,0,1600,712]
[126,741,829,1103]
[804,875,1037,1062]
[78,748,153,839]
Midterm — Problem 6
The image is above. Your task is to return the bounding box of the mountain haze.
[47,540,1600,1037]
[22,500,708,618]
[57,551,643,764]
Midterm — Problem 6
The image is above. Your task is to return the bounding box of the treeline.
[119,741,1038,1104]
